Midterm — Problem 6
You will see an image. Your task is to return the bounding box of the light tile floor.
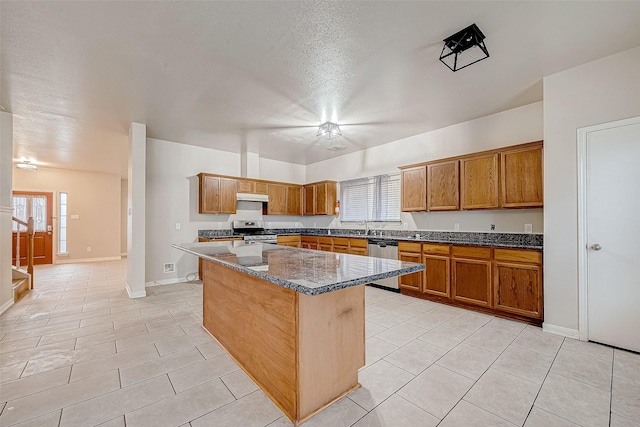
[1,260,639,426]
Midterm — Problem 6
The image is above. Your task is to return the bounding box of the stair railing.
[12,216,34,289]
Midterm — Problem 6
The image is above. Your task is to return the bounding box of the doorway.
[12,191,54,265]
[578,116,640,353]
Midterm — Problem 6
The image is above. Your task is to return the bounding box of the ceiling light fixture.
[16,160,38,171]
[317,121,342,140]
[439,23,489,72]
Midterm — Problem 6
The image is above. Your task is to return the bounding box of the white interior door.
[586,119,640,352]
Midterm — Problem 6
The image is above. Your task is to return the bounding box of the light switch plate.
[454,223,460,231]
[175,222,181,230]
[70,214,79,220]
[525,224,533,233]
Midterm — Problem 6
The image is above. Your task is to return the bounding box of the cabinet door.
[200,176,220,213]
[219,178,237,214]
[268,184,287,215]
[452,258,491,307]
[460,154,499,209]
[427,161,459,211]
[401,166,427,211]
[255,181,269,195]
[500,145,543,208]
[237,179,254,193]
[286,186,302,215]
[315,183,328,214]
[494,262,542,318]
[349,248,368,256]
[303,185,315,215]
[318,244,333,252]
[398,252,423,292]
[423,254,450,297]
[333,246,349,254]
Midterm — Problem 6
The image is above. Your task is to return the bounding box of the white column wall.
[0,112,14,313]
[127,122,147,298]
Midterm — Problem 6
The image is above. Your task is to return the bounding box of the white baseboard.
[56,256,122,265]
[0,298,15,315]
[126,284,146,299]
[145,276,201,287]
[542,323,581,340]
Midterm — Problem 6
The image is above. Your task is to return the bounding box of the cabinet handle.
[590,243,602,251]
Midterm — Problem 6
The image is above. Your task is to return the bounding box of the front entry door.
[585,118,640,352]
[12,191,53,265]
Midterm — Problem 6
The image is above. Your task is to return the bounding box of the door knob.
[590,243,602,251]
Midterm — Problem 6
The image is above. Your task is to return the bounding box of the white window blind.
[339,173,401,222]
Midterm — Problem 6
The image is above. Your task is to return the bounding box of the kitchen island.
[172,241,423,424]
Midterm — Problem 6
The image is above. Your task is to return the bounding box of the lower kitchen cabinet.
[398,242,423,292]
[348,238,368,256]
[301,236,318,250]
[493,249,543,319]
[452,258,492,307]
[276,235,301,248]
[423,254,450,297]
[318,237,333,252]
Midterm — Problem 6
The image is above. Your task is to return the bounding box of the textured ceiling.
[2,1,640,177]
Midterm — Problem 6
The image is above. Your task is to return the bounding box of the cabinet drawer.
[494,248,542,264]
[277,235,300,244]
[422,244,450,255]
[349,238,368,248]
[332,237,349,246]
[301,236,318,244]
[318,237,333,245]
[452,246,491,259]
[398,242,422,253]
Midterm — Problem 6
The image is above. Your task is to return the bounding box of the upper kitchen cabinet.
[427,160,459,211]
[500,144,543,208]
[303,181,337,215]
[237,179,269,195]
[198,174,237,214]
[460,153,499,210]
[267,184,287,215]
[401,166,427,212]
[286,185,303,216]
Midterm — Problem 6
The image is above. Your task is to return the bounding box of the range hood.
[236,193,269,202]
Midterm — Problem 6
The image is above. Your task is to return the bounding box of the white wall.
[259,158,305,184]
[13,167,122,262]
[146,138,240,284]
[120,179,127,255]
[0,112,14,312]
[543,46,640,332]
[305,102,545,233]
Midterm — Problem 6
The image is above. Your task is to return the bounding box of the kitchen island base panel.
[203,260,365,424]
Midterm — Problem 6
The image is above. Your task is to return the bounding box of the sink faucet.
[363,220,370,235]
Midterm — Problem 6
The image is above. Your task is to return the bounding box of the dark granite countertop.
[172,240,424,296]
[198,228,543,250]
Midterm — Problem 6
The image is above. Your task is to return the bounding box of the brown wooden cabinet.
[198,174,237,214]
[237,179,269,195]
[332,238,349,254]
[301,236,318,250]
[303,181,337,216]
[460,154,499,210]
[268,184,288,215]
[286,185,302,216]
[348,238,368,256]
[398,242,423,292]
[427,161,459,211]
[277,235,301,248]
[401,166,427,212]
[317,237,333,252]
[451,246,492,307]
[422,244,451,297]
[493,249,543,319]
[500,145,543,208]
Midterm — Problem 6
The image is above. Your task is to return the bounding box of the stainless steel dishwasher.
[367,239,399,290]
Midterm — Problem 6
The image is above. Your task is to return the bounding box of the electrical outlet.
[454,223,460,231]
[267,222,272,227]
[163,263,175,273]
[525,224,533,233]
[403,222,408,229]
[86,247,91,252]
[175,222,181,230]
[490,224,496,231]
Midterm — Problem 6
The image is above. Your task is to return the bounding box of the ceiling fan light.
[16,160,38,171]
[317,121,342,140]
